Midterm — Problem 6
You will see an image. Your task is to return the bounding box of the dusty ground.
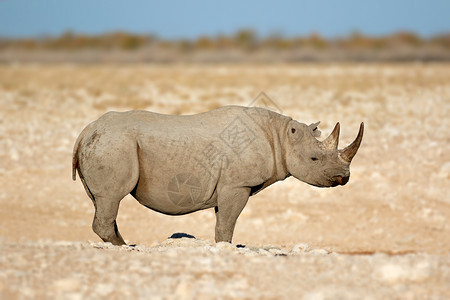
[0,63,449,299]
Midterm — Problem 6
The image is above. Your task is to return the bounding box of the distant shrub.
[1,30,450,61]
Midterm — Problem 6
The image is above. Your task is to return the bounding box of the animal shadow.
[169,232,196,239]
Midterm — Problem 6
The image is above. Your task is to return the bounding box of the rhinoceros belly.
[132,173,218,215]
[131,137,220,215]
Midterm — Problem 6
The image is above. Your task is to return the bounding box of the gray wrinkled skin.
[72,106,363,245]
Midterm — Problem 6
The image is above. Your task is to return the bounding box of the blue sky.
[1,0,449,39]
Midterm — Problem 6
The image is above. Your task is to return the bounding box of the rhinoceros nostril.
[334,175,349,186]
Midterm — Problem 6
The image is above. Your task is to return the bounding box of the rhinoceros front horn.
[339,122,364,163]
[323,122,340,150]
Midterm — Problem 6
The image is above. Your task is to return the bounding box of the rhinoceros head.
[285,120,364,187]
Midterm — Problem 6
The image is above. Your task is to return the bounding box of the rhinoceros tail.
[72,158,77,181]
[72,122,98,205]
[72,135,82,181]
[72,121,94,181]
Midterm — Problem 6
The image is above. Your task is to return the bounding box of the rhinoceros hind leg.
[215,187,250,243]
[92,196,126,246]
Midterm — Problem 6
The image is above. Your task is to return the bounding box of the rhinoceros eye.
[311,157,319,161]
[291,128,296,134]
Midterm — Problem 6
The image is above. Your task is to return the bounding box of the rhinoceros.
[72,106,363,245]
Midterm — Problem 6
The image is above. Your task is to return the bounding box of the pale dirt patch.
[0,63,449,298]
[1,239,448,299]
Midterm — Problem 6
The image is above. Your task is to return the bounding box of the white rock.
[161,237,210,248]
[95,283,114,296]
[206,246,220,253]
[375,260,432,284]
[64,293,83,300]
[9,148,19,161]
[91,242,113,249]
[53,278,81,292]
[310,249,330,256]
[409,261,432,282]
[268,248,287,256]
[303,290,326,300]
[243,250,259,257]
[215,241,235,251]
[174,280,192,299]
[438,161,450,176]
[258,248,272,256]
[375,263,408,284]
[292,243,312,253]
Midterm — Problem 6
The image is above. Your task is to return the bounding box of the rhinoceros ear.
[287,120,304,143]
[309,121,321,137]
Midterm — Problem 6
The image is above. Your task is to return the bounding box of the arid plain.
[0,63,449,299]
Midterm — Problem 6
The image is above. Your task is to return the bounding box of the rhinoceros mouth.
[309,175,350,188]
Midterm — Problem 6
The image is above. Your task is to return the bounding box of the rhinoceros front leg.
[215,187,250,243]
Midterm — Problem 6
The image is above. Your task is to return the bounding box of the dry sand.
[0,63,449,299]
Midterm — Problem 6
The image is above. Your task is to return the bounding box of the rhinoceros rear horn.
[323,122,340,150]
[339,122,364,163]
